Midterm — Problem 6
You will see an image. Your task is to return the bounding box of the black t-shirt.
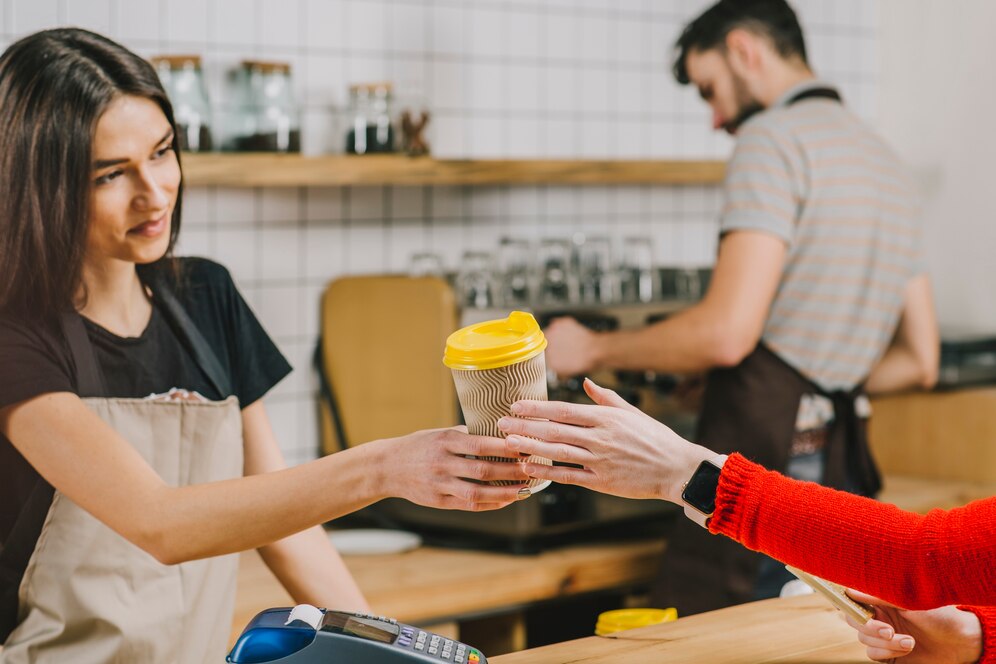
[0,258,291,630]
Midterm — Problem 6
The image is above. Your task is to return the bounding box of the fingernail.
[516,487,531,500]
[899,638,914,649]
[497,417,512,430]
[878,628,893,640]
[510,402,523,414]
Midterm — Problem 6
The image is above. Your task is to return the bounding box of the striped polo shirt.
[720,80,923,391]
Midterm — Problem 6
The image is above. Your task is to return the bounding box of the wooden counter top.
[491,593,867,663]
[880,474,996,513]
[233,538,665,642]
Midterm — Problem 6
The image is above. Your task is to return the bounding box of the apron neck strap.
[60,312,109,397]
[146,274,233,398]
[785,86,842,106]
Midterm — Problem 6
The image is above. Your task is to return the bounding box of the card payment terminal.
[227,604,488,664]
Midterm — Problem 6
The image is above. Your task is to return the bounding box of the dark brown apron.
[650,342,881,615]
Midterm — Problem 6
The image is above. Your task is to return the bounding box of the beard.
[721,70,764,135]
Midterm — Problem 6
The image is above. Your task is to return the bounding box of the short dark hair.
[673,0,808,85]
[0,28,183,322]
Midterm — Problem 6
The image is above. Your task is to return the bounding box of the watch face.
[681,460,722,514]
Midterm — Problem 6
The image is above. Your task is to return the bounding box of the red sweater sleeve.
[709,454,996,610]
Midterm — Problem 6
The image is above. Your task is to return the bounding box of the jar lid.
[241,60,291,74]
[443,311,547,371]
[150,54,203,69]
[349,81,393,93]
[594,608,677,636]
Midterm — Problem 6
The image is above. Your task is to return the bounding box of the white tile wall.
[2,0,880,464]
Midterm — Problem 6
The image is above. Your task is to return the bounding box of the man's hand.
[843,590,982,663]
[543,317,603,377]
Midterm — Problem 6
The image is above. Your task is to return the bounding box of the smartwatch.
[680,455,728,528]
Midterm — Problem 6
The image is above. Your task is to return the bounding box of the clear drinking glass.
[619,236,655,303]
[497,237,532,307]
[576,235,615,304]
[408,252,444,278]
[675,267,703,301]
[536,238,574,305]
[456,251,496,309]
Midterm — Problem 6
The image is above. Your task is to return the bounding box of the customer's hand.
[497,379,715,502]
[543,317,602,377]
[843,590,982,663]
[381,427,530,511]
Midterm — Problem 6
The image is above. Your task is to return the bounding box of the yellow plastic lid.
[594,608,677,636]
[443,311,547,371]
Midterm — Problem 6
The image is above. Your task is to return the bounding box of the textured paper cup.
[450,352,553,492]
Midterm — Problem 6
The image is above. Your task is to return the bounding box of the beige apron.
[2,283,247,663]
[2,397,243,664]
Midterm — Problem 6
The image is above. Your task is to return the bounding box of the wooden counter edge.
[232,538,665,646]
[490,594,868,663]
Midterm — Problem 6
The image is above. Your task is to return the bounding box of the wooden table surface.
[233,537,665,642]
[491,594,868,663]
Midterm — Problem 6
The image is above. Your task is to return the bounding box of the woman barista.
[0,29,529,663]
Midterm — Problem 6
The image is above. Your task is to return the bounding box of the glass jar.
[619,236,656,303]
[575,235,615,304]
[497,237,532,306]
[150,55,213,152]
[346,82,396,154]
[227,60,301,152]
[456,251,496,309]
[536,238,576,305]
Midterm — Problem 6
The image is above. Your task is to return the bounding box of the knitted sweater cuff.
[708,452,762,538]
[958,605,996,664]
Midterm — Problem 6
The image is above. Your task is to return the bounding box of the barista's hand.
[498,379,714,502]
[382,427,530,511]
[843,590,982,664]
[543,317,603,377]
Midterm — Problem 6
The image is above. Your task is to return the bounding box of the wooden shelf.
[181,153,725,187]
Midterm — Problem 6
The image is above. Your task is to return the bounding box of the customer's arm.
[865,274,939,394]
[498,380,996,610]
[709,453,996,610]
[542,230,787,376]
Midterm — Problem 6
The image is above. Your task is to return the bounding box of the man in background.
[543,0,938,615]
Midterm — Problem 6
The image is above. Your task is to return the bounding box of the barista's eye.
[153,143,174,159]
[95,170,123,186]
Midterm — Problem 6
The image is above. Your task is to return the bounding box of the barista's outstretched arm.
[2,394,528,566]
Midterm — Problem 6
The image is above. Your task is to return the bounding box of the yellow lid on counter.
[443,311,547,371]
[594,608,677,636]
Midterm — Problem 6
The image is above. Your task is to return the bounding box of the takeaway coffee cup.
[443,311,553,493]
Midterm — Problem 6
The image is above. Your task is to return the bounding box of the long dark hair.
[0,28,183,322]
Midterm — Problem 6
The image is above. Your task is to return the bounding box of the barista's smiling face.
[85,94,180,268]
